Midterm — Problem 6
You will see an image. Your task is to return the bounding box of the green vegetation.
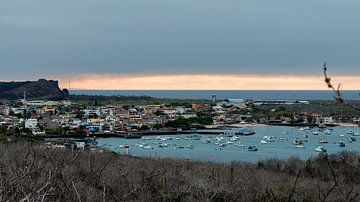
[165,113,213,128]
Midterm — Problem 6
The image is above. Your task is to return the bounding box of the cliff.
[0,79,69,100]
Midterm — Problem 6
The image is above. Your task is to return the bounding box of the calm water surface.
[98,126,360,163]
[71,90,360,100]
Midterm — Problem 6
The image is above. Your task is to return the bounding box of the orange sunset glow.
[59,74,360,90]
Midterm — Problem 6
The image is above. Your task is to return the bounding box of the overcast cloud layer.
[1,0,360,80]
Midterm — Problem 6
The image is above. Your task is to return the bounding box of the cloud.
[59,74,360,90]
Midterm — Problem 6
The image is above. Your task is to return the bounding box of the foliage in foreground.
[1,142,360,201]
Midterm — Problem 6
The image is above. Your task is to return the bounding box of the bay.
[98,126,360,163]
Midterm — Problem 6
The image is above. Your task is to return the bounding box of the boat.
[202,139,211,144]
[124,133,142,139]
[315,146,327,152]
[223,128,255,136]
[260,140,267,144]
[218,143,226,148]
[299,127,310,131]
[158,143,170,148]
[143,145,153,150]
[138,143,149,148]
[235,143,245,148]
[248,146,258,151]
[353,133,360,136]
[261,136,276,142]
[313,131,318,135]
[348,131,355,135]
[349,137,357,142]
[324,129,332,135]
[187,144,195,149]
[319,138,328,144]
[296,145,305,149]
[338,141,346,147]
[318,124,327,129]
[292,139,304,145]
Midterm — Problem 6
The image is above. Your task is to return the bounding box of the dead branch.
[323,63,360,111]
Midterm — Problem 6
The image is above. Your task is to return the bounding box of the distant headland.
[0,79,69,100]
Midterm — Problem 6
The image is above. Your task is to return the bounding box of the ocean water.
[71,90,360,100]
[98,126,360,163]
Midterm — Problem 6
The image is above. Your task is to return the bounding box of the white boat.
[313,131,318,135]
[319,138,328,144]
[348,131,355,135]
[338,141,346,147]
[143,145,153,150]
[315,146,327,152]
[260,140,267,144]
[235,143,245,148]
[299,127,310,131]
[324,129,332,135]
[158,143,170,148]
[296,145,305,149]
[187,144,195,149]
[261,136,276,142]
[202,139,211,144]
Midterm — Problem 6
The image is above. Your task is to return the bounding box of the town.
[0,95,359,139]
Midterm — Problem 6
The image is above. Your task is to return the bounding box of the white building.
[322,116,334,124]
[25,119,38,129]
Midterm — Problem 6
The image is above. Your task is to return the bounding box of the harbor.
[97,125,360,163]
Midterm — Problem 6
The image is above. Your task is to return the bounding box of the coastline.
[206,123,359,128]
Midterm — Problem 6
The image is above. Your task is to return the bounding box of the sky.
[1,0,360,90]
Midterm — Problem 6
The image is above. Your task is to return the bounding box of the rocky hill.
[0,79,69,100]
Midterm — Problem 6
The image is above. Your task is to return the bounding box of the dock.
[34,129,225,139]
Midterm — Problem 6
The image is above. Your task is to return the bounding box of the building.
[322,116,334,124]
[25,119,38,129]
[211,94,217,102]
[1,105,10,116]
[144,105,161,116]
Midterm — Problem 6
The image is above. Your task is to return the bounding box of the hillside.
[0,79,69,100]
[0,141,359,201]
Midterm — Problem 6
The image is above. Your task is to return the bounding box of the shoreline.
[207,123,359,128]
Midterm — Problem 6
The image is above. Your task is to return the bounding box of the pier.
[34,129,225,139]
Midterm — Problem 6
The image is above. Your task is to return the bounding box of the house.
[144,105,161,116]
[25,119,38,129]
[159,107,177,117]
[322,116,334,124]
